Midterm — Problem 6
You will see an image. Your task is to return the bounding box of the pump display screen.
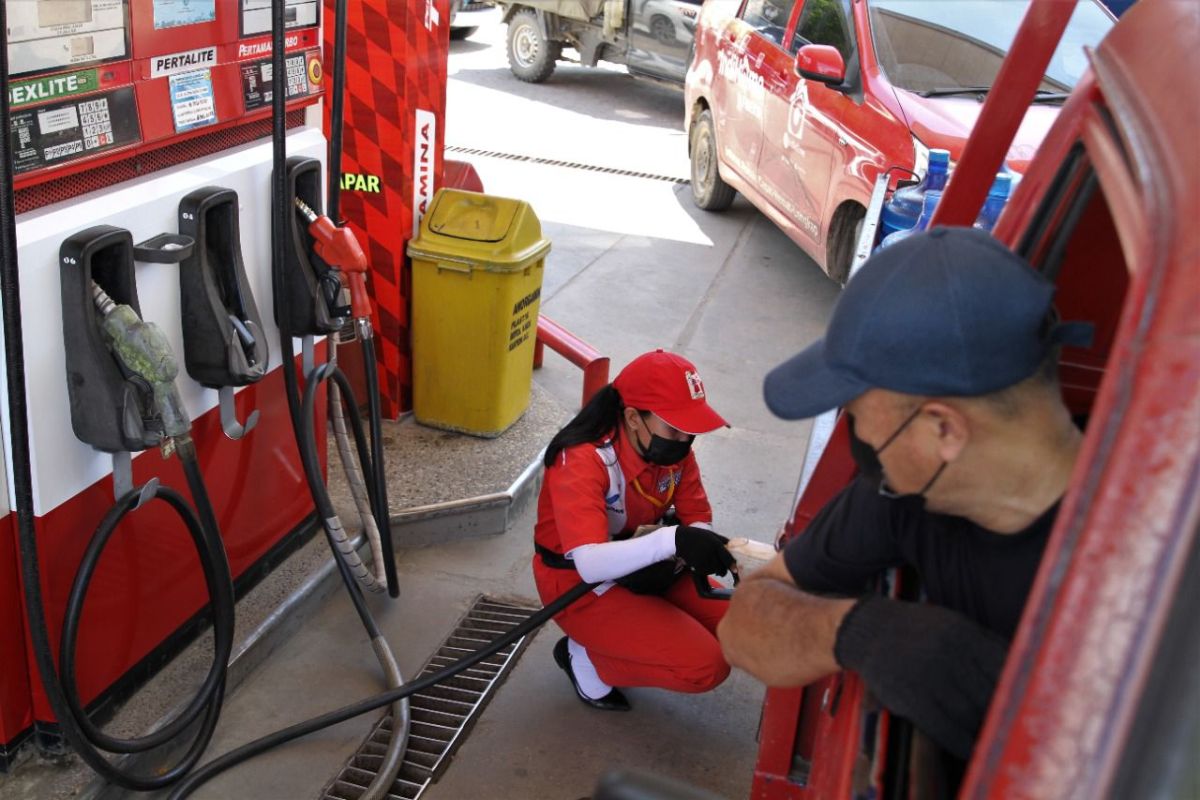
[240,0,318,37]
[153,0,216,29]
[8,85,140,174]
[5,0,130,77]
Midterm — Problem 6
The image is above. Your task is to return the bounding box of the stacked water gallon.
[877,149,1015,250]
[878,149,951,247]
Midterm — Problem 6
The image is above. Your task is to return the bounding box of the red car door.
[710,0,798,185]
[758,0,857,258]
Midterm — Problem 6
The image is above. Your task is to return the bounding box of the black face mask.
[846,410,946,501]
[632,415,694,466]
[639,433,693,466]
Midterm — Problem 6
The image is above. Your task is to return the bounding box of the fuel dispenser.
[0,0,466,784]
[0,0,372,772]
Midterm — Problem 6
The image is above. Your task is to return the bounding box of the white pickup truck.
[496,0,703,85]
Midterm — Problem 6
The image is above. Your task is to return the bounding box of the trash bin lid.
[426,191,520,243]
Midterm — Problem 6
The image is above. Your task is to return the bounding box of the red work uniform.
[532,428,730,693]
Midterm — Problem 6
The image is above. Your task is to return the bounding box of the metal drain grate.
[445,145,690,185]
[319,597,540,800]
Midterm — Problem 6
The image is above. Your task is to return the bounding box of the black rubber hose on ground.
[165,579,597,800]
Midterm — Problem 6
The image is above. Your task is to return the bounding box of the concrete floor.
[2,19,841,800]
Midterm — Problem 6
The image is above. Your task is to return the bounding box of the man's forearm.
[717,565,854,687]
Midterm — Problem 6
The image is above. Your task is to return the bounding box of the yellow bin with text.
[407,188,550,437]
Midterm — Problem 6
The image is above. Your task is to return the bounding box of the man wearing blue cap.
[718,227,1092,763]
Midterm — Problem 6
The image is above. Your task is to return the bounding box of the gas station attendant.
[533,350,738,711]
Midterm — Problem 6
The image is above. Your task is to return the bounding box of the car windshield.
[868,0,1113,96]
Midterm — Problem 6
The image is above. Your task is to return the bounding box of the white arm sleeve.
[566,526,678,584]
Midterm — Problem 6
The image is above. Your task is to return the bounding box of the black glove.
[616,559,684,595]
[674,525,736,577]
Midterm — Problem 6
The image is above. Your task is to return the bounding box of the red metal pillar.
[327,0,450,417]
[931,0,1077,229]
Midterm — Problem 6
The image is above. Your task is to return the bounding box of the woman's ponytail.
[543,384,624,467]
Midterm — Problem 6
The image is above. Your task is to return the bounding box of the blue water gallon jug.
[878,190,942,249]
[879,149,951,240]
[974,173,1014,233]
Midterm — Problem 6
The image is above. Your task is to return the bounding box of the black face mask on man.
[846,409,946,502]
[633,415,694,466]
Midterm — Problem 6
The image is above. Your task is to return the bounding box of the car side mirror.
[795,44,846,85]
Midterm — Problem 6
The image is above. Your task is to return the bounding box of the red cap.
[612,350,728,435]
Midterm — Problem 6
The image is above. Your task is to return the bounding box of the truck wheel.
[507,10,561,83]
[650,15,675,43]
[690,109,736,211]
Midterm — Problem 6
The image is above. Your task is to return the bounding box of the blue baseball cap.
[764,227,1093,420]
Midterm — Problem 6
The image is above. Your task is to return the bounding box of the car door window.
[790,0,856,59]
[740,0,798,46]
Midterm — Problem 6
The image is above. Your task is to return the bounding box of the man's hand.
[717,552,855,687]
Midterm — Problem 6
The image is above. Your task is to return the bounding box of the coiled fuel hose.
[5,287,238,788]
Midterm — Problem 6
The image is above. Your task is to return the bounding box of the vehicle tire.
[450,26,478,40]
[650,15,675,43]
[507,10,561,83]
[690,109,736,211]
[827,205,866,286]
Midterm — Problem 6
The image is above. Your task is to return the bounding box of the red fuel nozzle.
[294,198,372,320]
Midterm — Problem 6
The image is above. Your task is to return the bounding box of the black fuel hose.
[360,334,400,597]
[322,0,399,599]
[326,0,349,226]
[58,470,233,755]
[166,578,597,800]
[298,361,381,637]
[0,0,237,788]
[50,442,236,788]
[10,434,235,791]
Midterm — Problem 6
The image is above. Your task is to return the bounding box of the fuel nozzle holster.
[275,157,349,337]
[60,226,167,453]
[177,187,268,387]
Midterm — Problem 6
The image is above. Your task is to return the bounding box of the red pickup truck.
[684,0,1112,283]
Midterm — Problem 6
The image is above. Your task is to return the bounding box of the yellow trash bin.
[407,188,551,437]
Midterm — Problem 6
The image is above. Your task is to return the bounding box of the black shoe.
[552,637,631,711]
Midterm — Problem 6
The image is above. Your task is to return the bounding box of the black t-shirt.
[784,476,1058,639]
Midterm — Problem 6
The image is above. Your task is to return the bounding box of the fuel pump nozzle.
[91,283,190,453]
[692,565,738,600]
[294,198,372,334]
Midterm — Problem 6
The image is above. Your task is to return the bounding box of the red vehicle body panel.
[750,0,1198,797]
[966,3,1200,795]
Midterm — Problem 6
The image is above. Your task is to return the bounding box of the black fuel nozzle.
[691,565,737,601]
[92,282,190,453]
